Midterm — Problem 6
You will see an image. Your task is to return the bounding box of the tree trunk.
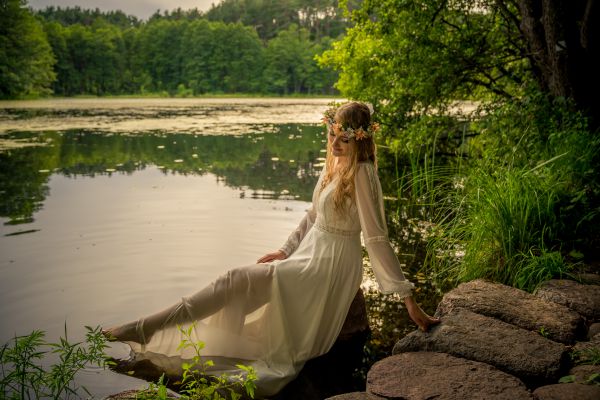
[517,0,599,128]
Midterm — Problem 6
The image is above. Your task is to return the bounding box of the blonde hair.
[320,102,377,215]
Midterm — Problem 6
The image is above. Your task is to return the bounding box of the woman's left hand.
[257,250,287,264]
[403,296,441,332]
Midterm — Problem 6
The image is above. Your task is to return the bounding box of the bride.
[103,101,439,397]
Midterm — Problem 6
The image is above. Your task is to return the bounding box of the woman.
[103,102,439,397]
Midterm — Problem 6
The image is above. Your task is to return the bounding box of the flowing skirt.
[120,224,363,397]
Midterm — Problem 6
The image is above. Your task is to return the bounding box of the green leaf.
[559,375,576,383]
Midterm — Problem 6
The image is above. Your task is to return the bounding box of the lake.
[0,98,440,397]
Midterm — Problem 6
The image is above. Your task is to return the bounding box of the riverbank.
[330,276,600,399]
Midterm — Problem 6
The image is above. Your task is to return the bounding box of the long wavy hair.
[320,102,377,215]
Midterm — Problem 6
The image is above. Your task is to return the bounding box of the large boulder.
[435,280,583,343]
[393,309,568,385]
[532,383,600,399]
[366,352,532,400]
[535,279,600,321]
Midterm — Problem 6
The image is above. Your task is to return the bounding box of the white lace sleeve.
[278,205,316,257]
[355,162,414,297]
[278,166,324,257]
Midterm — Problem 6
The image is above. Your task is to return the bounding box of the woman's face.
[328,122,354,158]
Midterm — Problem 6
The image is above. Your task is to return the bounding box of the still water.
[0,98,440,397]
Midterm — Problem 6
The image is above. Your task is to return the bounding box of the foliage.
[172,324,257,400]
[0,0,351,98]
[205,0,351,41]
[0,324,257,400]
[318,0,531,130]
[264,24,337,94]
[0,325,110,399]
[572,347,600,367]
[319,0,600,290]
[0,0,56,98]
[425,165,569,292]
[35,5,140,28]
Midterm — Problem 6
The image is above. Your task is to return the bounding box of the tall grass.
[426,166,573,292]
[384,93,599,292]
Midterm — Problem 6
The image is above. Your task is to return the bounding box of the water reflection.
[0,125,323,228]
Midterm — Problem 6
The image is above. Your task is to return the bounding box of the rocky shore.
[328,277,600,400]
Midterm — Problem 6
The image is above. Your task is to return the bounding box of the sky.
[28,0,219,20]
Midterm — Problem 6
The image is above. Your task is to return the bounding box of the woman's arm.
[355,163,439,331]
[257,206,316,263]
[277,205,317,258]
[355,163,414,296]
[258,167,325,263]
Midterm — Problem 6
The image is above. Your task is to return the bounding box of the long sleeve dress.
[120,162,414,397]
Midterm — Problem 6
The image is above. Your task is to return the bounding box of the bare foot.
[102,321,146,344]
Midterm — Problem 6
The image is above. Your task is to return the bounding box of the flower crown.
[321,105,380,141]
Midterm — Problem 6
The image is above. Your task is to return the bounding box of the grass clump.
[427,166,572,292]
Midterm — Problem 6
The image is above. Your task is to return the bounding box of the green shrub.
[0,325,109,399]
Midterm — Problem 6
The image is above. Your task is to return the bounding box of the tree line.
[1,0,353,98]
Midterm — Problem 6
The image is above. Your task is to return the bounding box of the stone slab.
[436,279,583,343]
[532,383,600,400]
[393,309,568,384]
[535,279,600,321]
[367,352,532,400]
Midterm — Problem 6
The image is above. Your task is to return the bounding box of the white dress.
[121,162,414,397]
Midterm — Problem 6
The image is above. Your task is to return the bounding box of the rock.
[574,273,600,285]
[393,309,568,385]
[568,364,600,384]
[572,334,600,365]
[532,383,600,399]
[326,393,382,400]
[367,352,532,400]
[338,289,370,340]
[535,279,600,321]
[435,279,583,343]
[588,322,600,339]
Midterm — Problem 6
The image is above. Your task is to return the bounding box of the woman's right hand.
[257,250,287,264]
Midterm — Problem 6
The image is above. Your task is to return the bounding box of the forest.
[1,0,352,97]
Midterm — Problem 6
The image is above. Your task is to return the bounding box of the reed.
[426,166,572,292]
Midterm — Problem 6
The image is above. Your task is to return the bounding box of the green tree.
[319,0,531,129]
[181,20,265,93]
[264,24,316,94]
[137,19,186,93]
[0,0,56,98]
